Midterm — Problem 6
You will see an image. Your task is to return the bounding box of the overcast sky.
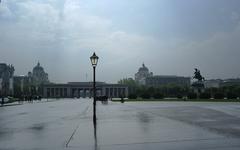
[1,0,240,83]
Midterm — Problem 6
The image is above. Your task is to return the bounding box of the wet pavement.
[1,99,240,150]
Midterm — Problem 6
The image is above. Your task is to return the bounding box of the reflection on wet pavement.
[29,123,46,131]
[137,112,152,123]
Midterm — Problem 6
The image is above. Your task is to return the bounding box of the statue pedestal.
[192,81,205,95]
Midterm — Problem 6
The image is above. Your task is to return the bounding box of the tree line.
[118,78,240,99]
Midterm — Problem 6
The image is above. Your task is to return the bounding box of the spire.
[37,61,40,67]
[142,62,145,67]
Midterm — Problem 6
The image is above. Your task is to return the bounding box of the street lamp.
[90,52,99,121]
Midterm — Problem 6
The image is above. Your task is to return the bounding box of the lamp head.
[90,52,99,67]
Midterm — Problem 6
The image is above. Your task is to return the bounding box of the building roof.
[138,63,149,72]
[33,62,44,72]
[43,82,128,88]
[148,75,190,79]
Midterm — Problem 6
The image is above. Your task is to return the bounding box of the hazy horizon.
[1,0,240,83]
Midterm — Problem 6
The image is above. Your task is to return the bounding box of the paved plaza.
[1,99,240,150]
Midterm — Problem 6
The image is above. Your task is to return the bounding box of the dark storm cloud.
[0,0,240,83]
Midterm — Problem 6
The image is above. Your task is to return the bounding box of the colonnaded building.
[43,82,128,98]
[135,63,191,87]
[1,62,128,98]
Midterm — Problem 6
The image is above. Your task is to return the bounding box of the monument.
[192,68,205,95]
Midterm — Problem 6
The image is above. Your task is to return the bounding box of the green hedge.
[227,92,238,99]
[153,93,164,99]
[128,94,137,99]
[140,93,151,99]
[214,93,225,99]
[187,93,197,99]
[199,93,211,99]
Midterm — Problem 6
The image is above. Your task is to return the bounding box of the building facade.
[13,75,32,97]
[0,63,14,96]
[135,63,190,87]
[12,62,49,97]
[43,82,128,98]
[146,75,191,87]
[204,78,240,88]
[204,79,221,88]
[135,63,153,85]
[30,62,49,85]
[220,78,240,87]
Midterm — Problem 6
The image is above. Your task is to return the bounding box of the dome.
[138,63,149,72]
[33,62,44,72]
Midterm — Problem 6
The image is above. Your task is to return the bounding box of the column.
[9,78,14,96]
[125,87,129,98]
[114,88,117,98]
[20,78,24,93]
[0,78,2,92]
[110,88,113,98]
[47,88,50,97]
[118,88,121,98]
[55,88,58,97]
[72,88,75,97]
[51,88,54,97]
[64,88,67,97]
[83,89,85,98]
[78,88,80,97]
[66,87,70,98]
[43,87,47,98]
[60,88,63,97]
[102,87,106,96]
[105,88,109,97]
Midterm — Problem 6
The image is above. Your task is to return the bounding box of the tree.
[214,93,225,99]
[153,92,164,99]
[187,92,197,99]
[141,92,151,99]
[118,78,138,94]
[227,92,238,99]
[128,94,137,99]
[199,92,211,99]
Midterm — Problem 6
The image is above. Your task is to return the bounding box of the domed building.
[135,63,153,85]
[31,62,49,85]
[12,62,49,97]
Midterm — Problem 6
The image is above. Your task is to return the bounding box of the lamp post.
[90,52,99,121]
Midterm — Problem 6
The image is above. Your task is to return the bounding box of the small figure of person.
[121,96,125,103]
[1,96,4,106]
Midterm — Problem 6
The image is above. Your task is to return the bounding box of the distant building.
[204,79,222,88]
[0,63,14,96]
[204,78,240,88]
[135,63,153,85]
[134,63,190,87]
[27,62,49,95]
[43,82,128,98]
[30,62,49,85]
[13,75,31,97]
[220,78,240,87]
[12,62,49,97]
[146,75,191,87]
